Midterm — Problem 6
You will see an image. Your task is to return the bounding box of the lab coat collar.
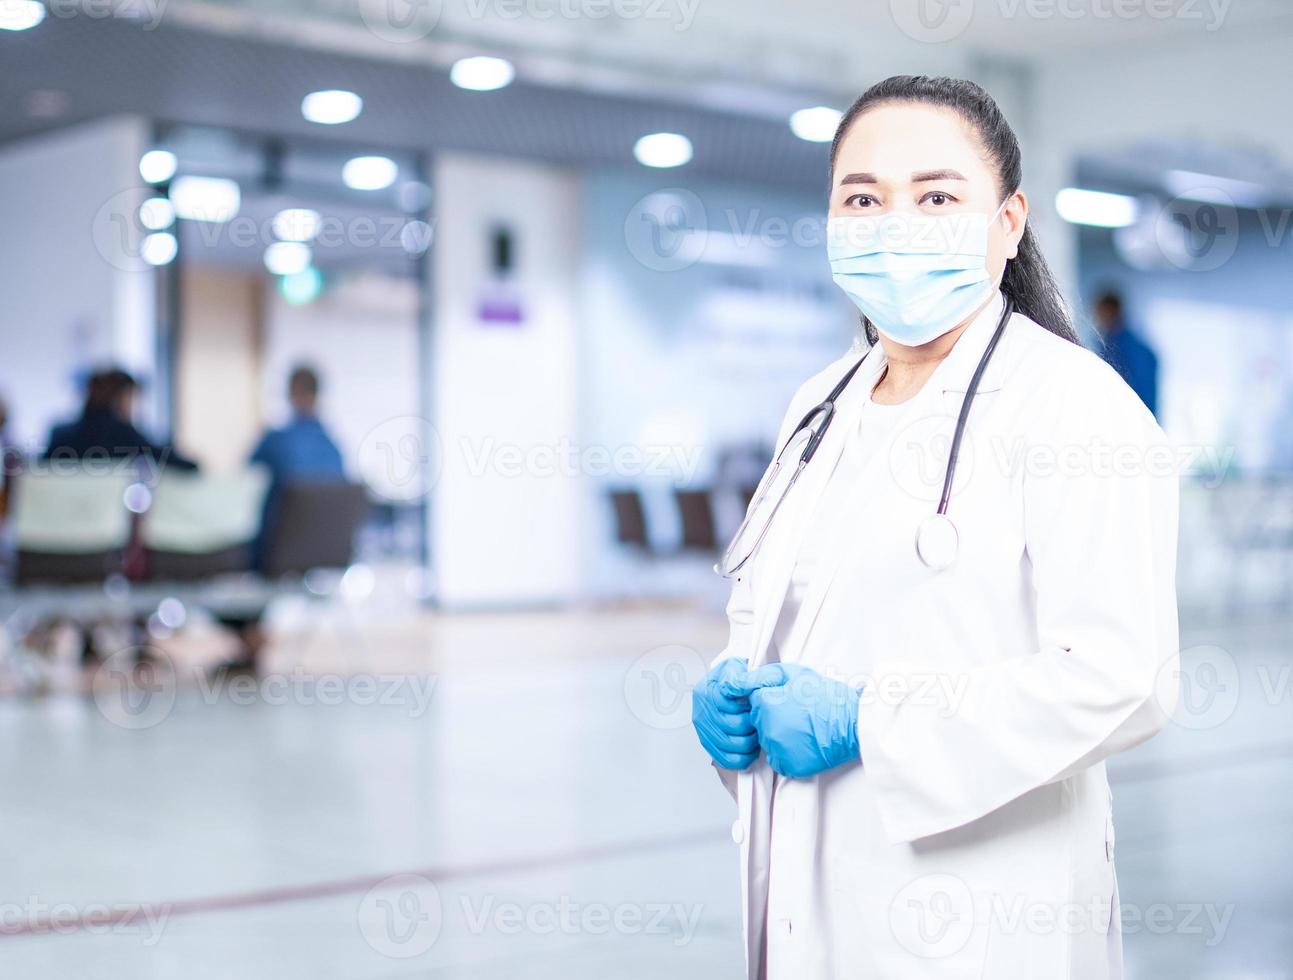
[933,289,1010,395]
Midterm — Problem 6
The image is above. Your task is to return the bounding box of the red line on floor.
[0,825,729,939]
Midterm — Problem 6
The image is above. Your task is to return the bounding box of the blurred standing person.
[248,365,345,570]
[44,368,198,471]
[1094,291,1159,417]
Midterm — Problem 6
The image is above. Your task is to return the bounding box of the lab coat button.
[730,820,744,844]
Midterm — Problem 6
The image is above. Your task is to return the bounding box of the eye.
[920,191,958,207]
[843,193,879,208]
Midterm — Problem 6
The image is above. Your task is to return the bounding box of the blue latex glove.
[738,663,862,778]
[692,658,759,771]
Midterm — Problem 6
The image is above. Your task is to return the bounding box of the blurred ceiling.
[4,0,1293,195]
[0,15,840,191]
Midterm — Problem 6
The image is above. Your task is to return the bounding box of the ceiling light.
[449,56,515,92]
[272,208,322,242]
[343,155,398,191]
[1164,169,1266,208]
[634,132,693,169]
[0,0,44,31]
[141,232,178,266]
[264,242,313,276]
[1054,188,1138,228]
[280,267,324,305]
[139,149,178,184]
[169,175,240,223]
[789,106,842,143]
[301,89,363,125]
[138,197,175,231]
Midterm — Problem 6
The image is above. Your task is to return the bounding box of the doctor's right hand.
[692,658,760,771]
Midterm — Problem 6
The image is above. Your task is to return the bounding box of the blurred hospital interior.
[1,1,1291,977]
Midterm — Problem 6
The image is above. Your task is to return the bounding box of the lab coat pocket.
[832,859,993,980]
[1068,793,1117,940]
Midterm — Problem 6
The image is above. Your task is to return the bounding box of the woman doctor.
[691,75,1179,980]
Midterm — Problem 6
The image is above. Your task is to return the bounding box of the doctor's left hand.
[738,663,863,779]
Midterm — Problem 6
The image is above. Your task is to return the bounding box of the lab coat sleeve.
[855,358,1180,844]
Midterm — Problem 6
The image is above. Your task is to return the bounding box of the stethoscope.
[715,297,1012,577]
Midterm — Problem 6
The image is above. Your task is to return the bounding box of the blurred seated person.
[45,368,198,471]
[248,364,345,571]
[1093,291,1159,419]
[0,392,20,520]
[214,366,344,675]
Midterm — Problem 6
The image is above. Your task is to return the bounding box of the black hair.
[289,364,321,399]
[84,368,137,415]
[830,75,1078,346]
[1094,290,1123,315]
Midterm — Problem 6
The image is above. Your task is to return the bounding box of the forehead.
[834,103,991,180]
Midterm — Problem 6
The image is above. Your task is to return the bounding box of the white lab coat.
[712,293,1179,980]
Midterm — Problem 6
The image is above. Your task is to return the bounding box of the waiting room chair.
[261,481,371,577]
[674,488,718,552]
[143,468,270,580]
[609,489,650,550]
[10,469,133,585]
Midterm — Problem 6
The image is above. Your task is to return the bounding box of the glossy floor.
[0,600,1289,978]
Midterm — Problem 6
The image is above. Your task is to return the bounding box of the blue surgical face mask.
[827,202,1006,346]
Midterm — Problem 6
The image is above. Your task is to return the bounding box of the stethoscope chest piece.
[915,513,959,571]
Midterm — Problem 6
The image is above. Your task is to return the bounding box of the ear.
[1003,190,1028,260]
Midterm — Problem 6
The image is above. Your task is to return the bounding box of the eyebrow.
[838,169,968,185]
